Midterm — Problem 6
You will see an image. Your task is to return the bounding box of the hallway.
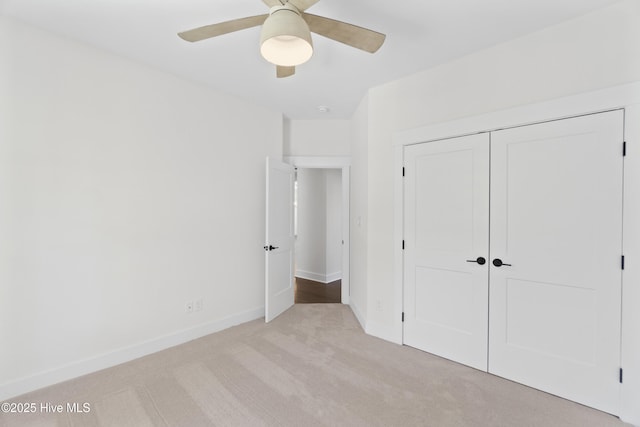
[294,277,341,304]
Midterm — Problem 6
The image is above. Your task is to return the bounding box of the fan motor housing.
[260,4,313,66]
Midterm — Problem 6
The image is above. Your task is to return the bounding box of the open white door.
[265,157,295,322]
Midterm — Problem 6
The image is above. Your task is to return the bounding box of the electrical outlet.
[186,301,194,313]
[194,298,203,312]
[376,300,383,313]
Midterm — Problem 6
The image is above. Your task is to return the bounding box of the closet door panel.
[404,133,490,371]
[488,110,624,415]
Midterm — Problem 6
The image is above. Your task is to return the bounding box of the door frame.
[392,81,640,424]
[284,156,351,304]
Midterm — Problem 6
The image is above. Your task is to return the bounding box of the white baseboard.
[326,271,342,283]
[349,301,366,331]
[0,306,264,402]
[295,269,342,284]
[366,318,403,345]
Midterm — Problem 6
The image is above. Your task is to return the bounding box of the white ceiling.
[1,0,622,119]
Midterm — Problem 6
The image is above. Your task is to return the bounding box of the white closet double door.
[403,110,624,414]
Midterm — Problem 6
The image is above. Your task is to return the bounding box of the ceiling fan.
[178,0,386,78]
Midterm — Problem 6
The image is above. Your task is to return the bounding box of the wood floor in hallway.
[294,277,341,304]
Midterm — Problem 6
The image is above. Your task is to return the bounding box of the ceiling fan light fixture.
[260,5,313,67]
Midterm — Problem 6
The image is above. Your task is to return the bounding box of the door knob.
[492,258,511,267]
[466,257,486,265]
[263,245,279,251]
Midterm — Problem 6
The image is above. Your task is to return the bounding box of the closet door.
[488,110,624,415]
[404,133,490,371]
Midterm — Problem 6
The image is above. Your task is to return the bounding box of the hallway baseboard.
[295,269,342,284]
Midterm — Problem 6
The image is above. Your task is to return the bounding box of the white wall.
[284,119,350,157]
[351,0,640,423]
[295,169,342,283]
[360,0,640,340]
[0,16,282,399]
[296,169,326,281]
[325,169,342,280]
[349,95,369,327]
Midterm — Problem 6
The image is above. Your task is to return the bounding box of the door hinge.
[402,312,405,322]
[402,240,405,250]
[620,368,624,383]
[402,167,405,177]
[622,255,625,270]
[623,141,627,157]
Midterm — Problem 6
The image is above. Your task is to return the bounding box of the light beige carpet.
[0,304,629,427]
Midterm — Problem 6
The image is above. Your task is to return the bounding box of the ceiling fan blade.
[288,0,320,12]
[303,13,386,53]
[277,65,296,78]
[178,15,268,42]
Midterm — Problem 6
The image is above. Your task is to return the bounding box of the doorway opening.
[285,156,350,305]
[294,167,342,303]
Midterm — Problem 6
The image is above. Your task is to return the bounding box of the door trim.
[394,82,640,148]
[284,156,351,304]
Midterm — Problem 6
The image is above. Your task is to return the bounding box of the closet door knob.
[492,258,512,267]
[466,257,486,265]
